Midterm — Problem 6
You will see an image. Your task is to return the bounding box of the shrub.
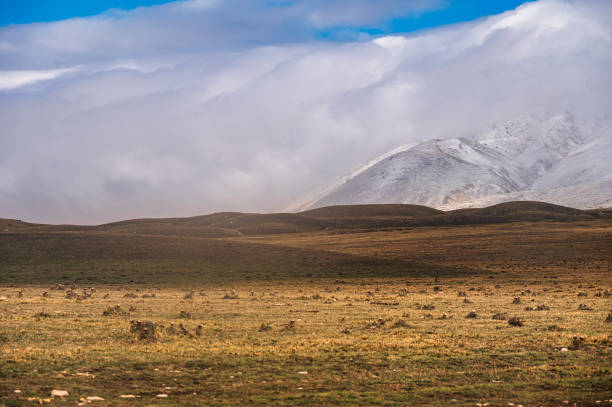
[508,317,524,327]
[222,289,238,299]
[465,310,477,319]
[130,320,156,341]
[392,319,410,328]
[492,312,508,320]
[258,322,272,332]
[102,305,127,316]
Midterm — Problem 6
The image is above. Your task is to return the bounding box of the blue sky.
[1,0,533,33]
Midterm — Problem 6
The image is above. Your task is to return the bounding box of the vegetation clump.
[570,336,585,350]
[258,322,272,332]
[606,310,612,323]
[391,319,410,328]
[130,320,156,341]
[492,312,508,320]
[222,289,238,299]
[102,305,127,316]
[577,304,593,311]
[178,310,192,318]
[508,317,524,327]
[465,310,477,319]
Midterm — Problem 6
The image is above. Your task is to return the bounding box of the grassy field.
[1,203,611,406]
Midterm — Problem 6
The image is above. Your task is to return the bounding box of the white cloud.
[0,67,75,90]
[0,0,611,224]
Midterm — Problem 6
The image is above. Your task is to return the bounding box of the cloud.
[0,66,75,90]
[0,0,611,224]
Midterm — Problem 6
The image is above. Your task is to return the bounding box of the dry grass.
[0,214,611,406]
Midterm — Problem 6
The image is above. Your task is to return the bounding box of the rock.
[51,389,69,397]
[156,393,168,398]
[120,394,138,398]
[86,396,105,401]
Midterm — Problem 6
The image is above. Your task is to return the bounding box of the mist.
[0,0,611,224]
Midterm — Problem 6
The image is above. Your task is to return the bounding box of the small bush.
[129,320,156,341]
[492,312,508,320]
[508,317,524,327]
[391,319,410,328]
[102,305,127,316]
[577,304,593,311]
[465,310,477,319]
[606,310,612,323]
[178,310,192,318]
[258,322,272,332]
[570,336,585,350]
[222,289,238,299]
[512,297,521,304]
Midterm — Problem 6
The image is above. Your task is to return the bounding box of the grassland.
[0,202,611,406]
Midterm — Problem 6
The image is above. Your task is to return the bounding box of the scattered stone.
[51,390,69,397]
[85,396,104,402]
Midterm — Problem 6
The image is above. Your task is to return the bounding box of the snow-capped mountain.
[293,113,612,211]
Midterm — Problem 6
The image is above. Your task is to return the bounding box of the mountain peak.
[294,113,611,211]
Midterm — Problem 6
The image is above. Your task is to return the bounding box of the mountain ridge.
[294,112,612,211]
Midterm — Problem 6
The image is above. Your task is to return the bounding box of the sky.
[0,0,611,224]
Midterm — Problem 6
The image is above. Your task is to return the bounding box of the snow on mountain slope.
[295,113,612,211]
